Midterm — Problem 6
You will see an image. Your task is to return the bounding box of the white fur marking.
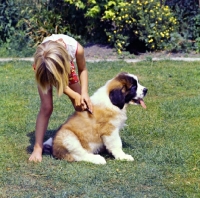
[62,132,106,164]
[102,129,134,161]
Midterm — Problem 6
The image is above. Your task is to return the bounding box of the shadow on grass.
[26,129,57,156]
[122,139,135,150]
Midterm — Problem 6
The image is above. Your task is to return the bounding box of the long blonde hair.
[34,41,71,96]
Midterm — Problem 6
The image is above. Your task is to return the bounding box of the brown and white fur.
[43,72,148,164]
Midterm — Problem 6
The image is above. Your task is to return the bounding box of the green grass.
[0,60,200,197]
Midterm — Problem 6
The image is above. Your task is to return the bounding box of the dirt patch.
[84,44,200,60]
[84,44,118,60]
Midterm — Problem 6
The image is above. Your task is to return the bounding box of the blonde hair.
[34,41,71,96]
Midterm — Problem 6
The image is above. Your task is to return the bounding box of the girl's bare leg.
[29,87,53,162]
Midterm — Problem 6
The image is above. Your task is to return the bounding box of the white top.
[42,34,78,61]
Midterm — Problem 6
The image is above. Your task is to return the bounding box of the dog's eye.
[127,83,137,92]
[131,84,137,88]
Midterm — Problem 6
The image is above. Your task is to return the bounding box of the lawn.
[0,60,199,197]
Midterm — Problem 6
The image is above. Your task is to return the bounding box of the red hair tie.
[32,64,36,71]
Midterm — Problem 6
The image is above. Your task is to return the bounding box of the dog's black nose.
[143,88,148,96]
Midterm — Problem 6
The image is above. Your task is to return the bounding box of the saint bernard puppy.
[43,72,147,164]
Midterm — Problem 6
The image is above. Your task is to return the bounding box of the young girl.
[29,34,93,162]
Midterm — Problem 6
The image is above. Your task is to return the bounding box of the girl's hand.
[64,86,84,111]
[81,92,93,113]
[71,92,83,111]
[71,92,92,112]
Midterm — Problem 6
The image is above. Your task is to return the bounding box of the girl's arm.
[75,43,93,112]
[63,86,82,109]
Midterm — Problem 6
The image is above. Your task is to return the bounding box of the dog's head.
[108,72,147,109]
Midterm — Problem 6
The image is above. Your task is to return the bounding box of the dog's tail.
[43,137,53,154]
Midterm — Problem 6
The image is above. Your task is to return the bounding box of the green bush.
[166,0,200,52]
[18,0,91,46]
[1,0,200,57]
[103,0,178,53]
[64,0,111,44]
[195,37,200,52]
[0,0,35,57]
[17,2,69,47]
[66,0,178,53]
[0,0,19,42]
[194,12,200,52]
[165,32,194,53]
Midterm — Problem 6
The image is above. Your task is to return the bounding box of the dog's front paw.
[83,154,106,165]
[116,154,134,161]
[91,155,107,165]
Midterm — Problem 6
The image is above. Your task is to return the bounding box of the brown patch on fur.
[52,132,75,161]
[107,72,133,94]
[53,106,118,160]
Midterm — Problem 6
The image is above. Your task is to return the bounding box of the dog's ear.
[109,88,125,109]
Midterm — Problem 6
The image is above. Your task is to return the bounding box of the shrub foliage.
[65,0,179,53]
[0,0,200,56]
[166,0,200,52]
